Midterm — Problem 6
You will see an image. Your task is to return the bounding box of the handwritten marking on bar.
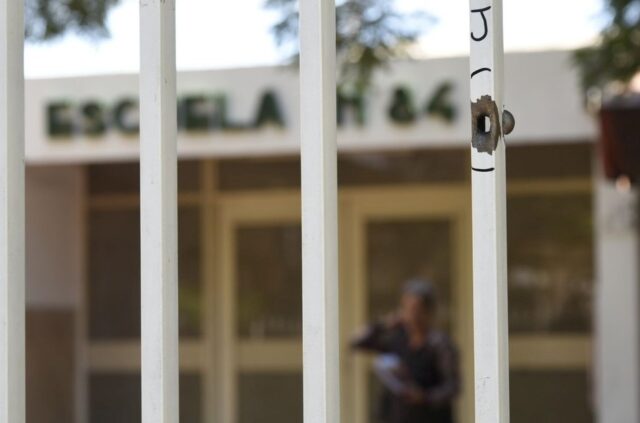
[471,68,492,79]
[472,167,495,173]
[471,6,491,42]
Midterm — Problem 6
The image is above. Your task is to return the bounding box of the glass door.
[216,193,303,423]
[341,187,473,423]
[215,187,472,423]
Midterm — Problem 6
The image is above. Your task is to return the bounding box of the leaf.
[266,0,435,92]
[574,0,640,92]
[26,0,122,41]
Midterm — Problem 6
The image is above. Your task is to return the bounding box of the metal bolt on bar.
[0,0,25,422]
[139,1,179,422]
[299,0,341,423]
[468,0,513,421]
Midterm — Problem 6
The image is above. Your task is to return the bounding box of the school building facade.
[24,50,634,423]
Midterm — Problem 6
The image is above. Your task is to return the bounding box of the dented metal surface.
[471,96,516,154]
[471,95,501,154]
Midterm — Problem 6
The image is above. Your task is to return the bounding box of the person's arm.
[351,317,399,353]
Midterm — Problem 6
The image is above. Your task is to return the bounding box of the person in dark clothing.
[351,279,460,423]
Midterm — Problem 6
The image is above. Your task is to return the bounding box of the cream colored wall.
[25,51,596,164]
[25,165,85,423]
[26,165,84,309]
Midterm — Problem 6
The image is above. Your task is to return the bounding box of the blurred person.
[352,278,459,423]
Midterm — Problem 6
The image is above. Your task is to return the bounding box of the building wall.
[24,51,596,164]
[26,166,84,423]
[77,144,594,423]
[26,166,84,308]
[18,50,600,422]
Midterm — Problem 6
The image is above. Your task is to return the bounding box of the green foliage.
[25,0,121,41]
[266,0,434,93]
[27,0,432,93]
[574,0,640,91]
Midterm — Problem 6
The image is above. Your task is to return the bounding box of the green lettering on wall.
[113,99,139,135]
[388,87,416,124]
[217,95,249,130]
[426,82,457,123]
[337,92,366,126]
[44,82,459,141]
[179,96,212,131]
[254,91,285,128]
[47,103,73,138]
[81,102,107,137]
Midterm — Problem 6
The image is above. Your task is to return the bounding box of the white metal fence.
[468,1,510,422]
[0,0,509,422]
[299,2,341,423]
[139,1,179,423]
[0,0,25,422]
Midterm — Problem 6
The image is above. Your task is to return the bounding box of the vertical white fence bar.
[299,1,341,423]
[468,1,510,422]
[595,180,640,423]
[139,1,179,423]
[0,0,25,422]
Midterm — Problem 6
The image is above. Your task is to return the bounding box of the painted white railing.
[299,1,341,423]
[469,0,511,422]
[0,1,512,422]
[0,0,26,422]
[139,1,179,423]
[137,1,343,422]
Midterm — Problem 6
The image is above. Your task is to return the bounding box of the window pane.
[89,373,202,423]
[89,206,202,340]
[510,370,593,423]
[507,194,593,333]
[218,149,468,191]
[507,143,592,180]
[88,160,201,195]
[27,311,75,423]
[218,158,300,191]
[339,150,468,186]
[178,206,202,337]
[238,372,302,423]
[218,144,592,191]
[89,208,139,339]
[236,224,302,339]
[367,220,452,327]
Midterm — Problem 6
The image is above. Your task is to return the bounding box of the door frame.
[215,191,302,423]
[340,185,473,423]
[214,184,472,423]
[80,159,594,423]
